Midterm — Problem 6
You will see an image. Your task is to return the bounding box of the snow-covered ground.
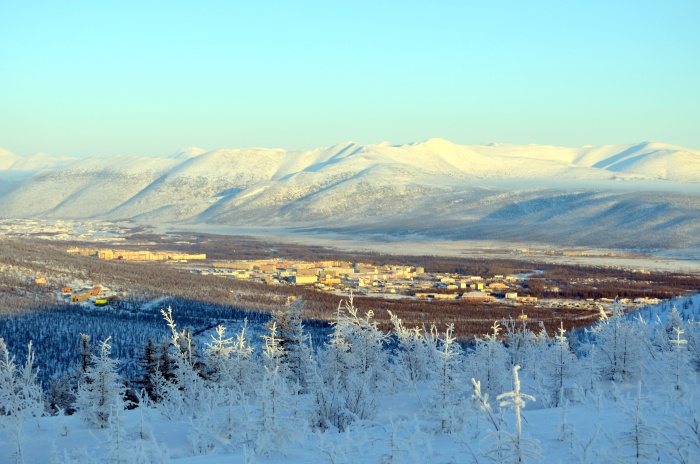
[1,295,700,463]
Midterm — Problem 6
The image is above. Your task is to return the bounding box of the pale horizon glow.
[1,1,698,158]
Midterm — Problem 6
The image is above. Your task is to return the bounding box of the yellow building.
[293,275,318,284]
[71,293,89,303]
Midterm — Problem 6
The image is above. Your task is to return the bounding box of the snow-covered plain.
[1,140,700,253]
[2,295,700,463]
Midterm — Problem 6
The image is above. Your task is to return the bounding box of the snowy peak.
[169,146,208,160]
[0,147,21,170]
[0,148,78,172]
[9,152,79,171]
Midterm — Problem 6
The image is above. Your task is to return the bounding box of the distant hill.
[1,140,699,252]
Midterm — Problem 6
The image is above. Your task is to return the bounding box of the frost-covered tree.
[663,401,700,464]
[46,373,76,415]
[669,326,688,391]
[311,297,387,431]
[255,322,298,455]
[491,365,542,463]
[389,310,436,383]
[204,325,235,384]
[684,319,700,372]
[268,296,311,391]
[75,337,124,429]
[203,319,256,400]
[428,324,466,433]
[544,322,579,407]
[0,339,44,464]
[620,382,660,463]
[502,317,541,372]
[155,307,206,417]
[587,301,644,383]
[469,321,509,399]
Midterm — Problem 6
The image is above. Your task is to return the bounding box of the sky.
[1,1,699,157]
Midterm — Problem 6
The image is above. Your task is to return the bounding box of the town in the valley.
[58,247,663,318]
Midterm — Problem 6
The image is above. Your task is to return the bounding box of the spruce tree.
[75,337,124,429]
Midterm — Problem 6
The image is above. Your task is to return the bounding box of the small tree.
[491,365,542,463]
[429,324,466,433]
[268,296,311,390]
[157,307,205,417]
[588,301,644,383]
[620,382,660,463]
[75,337,124,429]
[389,311,435,383]
[544,322,578,407]
[255,322,297,455]
[470,321,509,399]
[670,326,688,391]
[0,339,44,464]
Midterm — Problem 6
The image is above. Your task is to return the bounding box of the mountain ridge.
[1,139,699,252]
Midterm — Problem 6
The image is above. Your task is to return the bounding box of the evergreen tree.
[136,338,159,401]
[470,321,509,399]
[75,337,124,429]
[428,324,466,433]
[268,296,311,391]
[255,322,298,455]
[389,310,436,383]
[588,301,644,383]
[544,322,579,407]
[0,339,44,464]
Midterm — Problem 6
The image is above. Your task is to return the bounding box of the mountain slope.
[0,139,699,251]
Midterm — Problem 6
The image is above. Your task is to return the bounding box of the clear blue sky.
[1,1,698,157]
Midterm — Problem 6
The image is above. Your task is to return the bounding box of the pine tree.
[429,324,466,433]
[588,301,644,383]
[0,339,44,464]
[544,322,578,407]
[268,296,311,391]
[255,322,297,455]
[136,338,159,401]
[470,321,509,399]
[75,337,124,429]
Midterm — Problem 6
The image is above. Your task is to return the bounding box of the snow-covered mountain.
[1,140,699,251]
[0,148,77,172]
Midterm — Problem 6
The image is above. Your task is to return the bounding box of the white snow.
[2,139,700,252]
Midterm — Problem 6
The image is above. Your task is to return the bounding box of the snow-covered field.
[2,295,700,463]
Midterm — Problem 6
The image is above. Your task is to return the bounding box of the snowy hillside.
[2,295,700,463]
[1,140,700,251]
